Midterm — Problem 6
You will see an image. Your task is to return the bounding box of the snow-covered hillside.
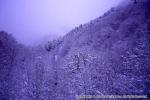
[0,0,150,100]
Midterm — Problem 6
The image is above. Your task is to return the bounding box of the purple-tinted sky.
[0,0,123,45]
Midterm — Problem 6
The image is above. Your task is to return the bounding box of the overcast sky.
[0,0,123,45]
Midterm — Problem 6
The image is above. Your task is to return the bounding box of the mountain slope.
[51,0,150,99]
[0,0,150,100]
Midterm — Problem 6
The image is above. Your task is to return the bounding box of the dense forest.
[0,0,150,100]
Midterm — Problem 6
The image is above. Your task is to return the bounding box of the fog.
[0,0,123,45]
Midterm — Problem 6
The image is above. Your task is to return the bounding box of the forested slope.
[0,0,150,100]
[51,0,150,99]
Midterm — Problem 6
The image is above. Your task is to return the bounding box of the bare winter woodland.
[0,0,150,100]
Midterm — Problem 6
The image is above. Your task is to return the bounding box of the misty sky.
[0,0,123,45]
